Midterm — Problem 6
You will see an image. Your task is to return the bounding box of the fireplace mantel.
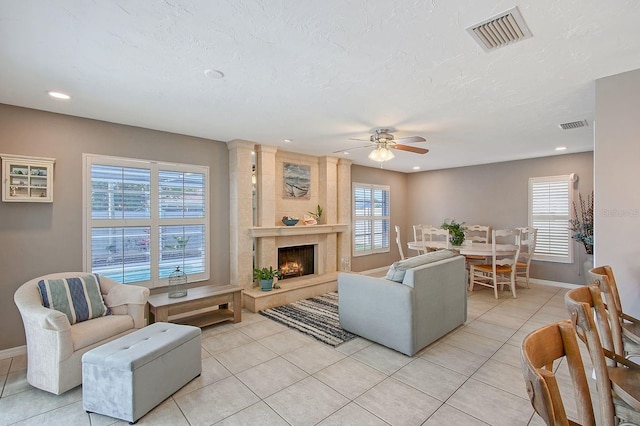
[248,224,348,238]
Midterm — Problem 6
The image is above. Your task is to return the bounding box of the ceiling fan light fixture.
[368,146,395,162]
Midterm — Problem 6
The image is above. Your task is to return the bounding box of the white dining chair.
[464,224,491,264]
[469,228,520,299]
[394,225,406,260]
[515,227,537,288]
[412,224,430,255]
[422,227,450,250]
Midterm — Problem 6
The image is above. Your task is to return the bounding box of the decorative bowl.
[282,218,299,226]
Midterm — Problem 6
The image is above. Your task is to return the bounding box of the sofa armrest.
[103,283,150,307]
[338,273,414,355]
[103,284,150,329]
[14,288,74,364]
[14,285,72,332]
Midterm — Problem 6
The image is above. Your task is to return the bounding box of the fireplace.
[278,245,315,280]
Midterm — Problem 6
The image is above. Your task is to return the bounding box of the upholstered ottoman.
[82,322,201,424]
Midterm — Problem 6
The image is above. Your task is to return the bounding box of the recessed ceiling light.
[203,69,224,79]
[412,166,421,170]
[343,151,349,155]
[555,146,567,151]
[283,139,293,143]
[48,91,70,100]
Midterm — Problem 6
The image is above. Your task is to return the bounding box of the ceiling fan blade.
[332,144,372,153]
[394,136,426,143]
[391,144,429,154]
[348,137,371,142]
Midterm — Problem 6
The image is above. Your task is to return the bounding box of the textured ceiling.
[2,1,640,172]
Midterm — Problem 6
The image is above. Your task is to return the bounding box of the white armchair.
[14,272,150,394]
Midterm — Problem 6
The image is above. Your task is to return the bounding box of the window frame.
[352,182,391,257]
[528,175,574,263]
[82,154,210,288]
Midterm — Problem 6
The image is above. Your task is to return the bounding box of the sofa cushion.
[386,250,456,282]
[37,274,109,325]
[72,314,134,351]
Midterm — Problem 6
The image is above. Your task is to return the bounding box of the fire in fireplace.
[278,245,314,280]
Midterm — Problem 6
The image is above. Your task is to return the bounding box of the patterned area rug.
[259,292,358,347]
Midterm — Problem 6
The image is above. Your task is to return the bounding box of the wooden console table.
[147,284,243,328]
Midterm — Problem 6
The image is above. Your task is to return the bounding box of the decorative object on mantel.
[283,162,310,199]
[168,266,188,298]
[570,190,594,284]
[253,266,281,292]
[259,292,358,347]
[441,219,467,246]
[281,216,299,226]
[303,214,317,225]
[307,204,323,224]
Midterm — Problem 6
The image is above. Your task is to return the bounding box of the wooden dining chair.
[588,265,640,358]
[521,320,596,426]
[464,225,491,263]
[469,228,520,299]
[564,285,640,425]
[515,227,537,288]
[394,225,406,260]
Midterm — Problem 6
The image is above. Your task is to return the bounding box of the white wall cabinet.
[2,154,55,203]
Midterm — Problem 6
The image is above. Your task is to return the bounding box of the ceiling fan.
[334,128,429,162]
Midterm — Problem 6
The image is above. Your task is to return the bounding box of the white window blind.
[353,183,390,256]
[528,175,573,263]
[83,154,210,287]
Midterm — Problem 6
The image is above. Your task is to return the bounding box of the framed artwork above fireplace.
[283,162,310,199]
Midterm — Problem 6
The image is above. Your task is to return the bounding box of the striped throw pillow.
[37,274,109,324]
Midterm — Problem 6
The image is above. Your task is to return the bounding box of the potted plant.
[441,219,467,246]
[253,266,281,292]
[308,204,323,224]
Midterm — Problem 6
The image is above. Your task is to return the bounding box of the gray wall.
[0,104,230,350]
[595,68,640,317]
[350,165,408,272]
[406,152,594,284]
[350,153,594,284]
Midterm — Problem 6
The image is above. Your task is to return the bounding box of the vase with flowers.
[569,191,594,283]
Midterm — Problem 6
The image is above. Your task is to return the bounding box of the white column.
[256,145,279,269]
[337,158,352,271]
[228,139,255,291]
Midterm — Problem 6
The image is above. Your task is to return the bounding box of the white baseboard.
[529,278,581,289]
[0,345,26,360]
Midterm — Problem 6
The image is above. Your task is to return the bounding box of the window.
[353,183,390,256]
[528,175,573,263]
[83,154,209,287]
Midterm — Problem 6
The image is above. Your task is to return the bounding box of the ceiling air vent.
[467,6,532,52]
[559,120,589,130]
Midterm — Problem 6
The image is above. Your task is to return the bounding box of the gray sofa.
[338,250,467,356]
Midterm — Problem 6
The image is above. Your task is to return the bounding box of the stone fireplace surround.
[228,141,352,312]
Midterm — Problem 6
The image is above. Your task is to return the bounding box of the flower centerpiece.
[569,191,594,255]
[441,219,467,246]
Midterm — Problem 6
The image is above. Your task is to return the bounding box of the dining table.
[407,240,518,256]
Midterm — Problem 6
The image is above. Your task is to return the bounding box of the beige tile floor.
[0,283,593,426]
